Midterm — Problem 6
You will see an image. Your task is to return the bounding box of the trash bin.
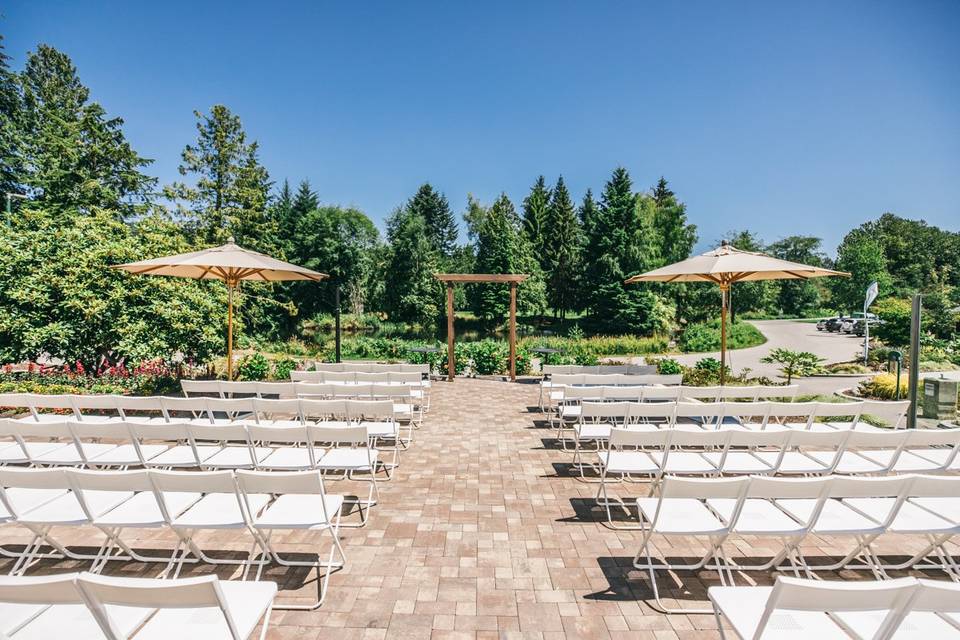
[922,376,958,421]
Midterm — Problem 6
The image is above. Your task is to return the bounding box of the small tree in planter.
[760,349,824,384]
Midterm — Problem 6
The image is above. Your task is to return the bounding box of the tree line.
[0,39,957,368]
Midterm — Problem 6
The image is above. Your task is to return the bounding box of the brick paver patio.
[1,378,940,639]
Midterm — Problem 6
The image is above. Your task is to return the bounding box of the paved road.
[672,319,869,395]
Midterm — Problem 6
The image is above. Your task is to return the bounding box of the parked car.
[840,318,856,333]
[853,318,883,336]
[816,319,829,331]
[824,317,848,332]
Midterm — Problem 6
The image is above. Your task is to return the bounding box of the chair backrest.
[310,362,346,372]
[542,365,577,376]
[601,386,645,401]
[0,466,71,492]
[68,420,133,443]
[674,401,725,420]
[814,401,863,422]
[309,424,368,445]
[12,419,72,440]
[149,469,238,494]
[580,401,631,421]
[294,382,335,398]
[0,573,85,605]
[205,397,255,418]
[188,422,250,444]
[76,572,245,640]
[827,475,913,502]
[370,384,412,400]
[755,385,799,400]
[626,402,676,425]
[356,372,390,383]
[180,379,222,397]
[743,475,830,500]
[333,383,374,399]
[860,400,911,429]
[608,427,671,449]
[560,386,604,402]
[725,429,791,448]
[254,382,296,398]
[639,387,681,402]
[721,401,771,420]
[719,386,761,401]
[160,395,208,418]
[908,579,960,614]
[760,576,917,640]
[551,374,586,386]
[767,401,817,426]
[786,429,849,450]
[908,474,960,498]
[235,468,325,496]
[679,386,722,401]
[69,394,122,419]
[668,426,730,449]
[388,372,424,384]
[116,395,166,418]
[251,398,301,422]
[660,475,748,500]
[347,400,395,421]
[68,468,154,493]
[323,372,357,384]
[300,399,349,420]
[399,363,429,374]
[128,421,189,443]
[219,381,260,398]
[0,393,32,413]
[843,429,907,453]
[246,423,310,446]
[289,370,319,382]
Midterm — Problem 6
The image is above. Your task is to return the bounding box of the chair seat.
[257,447,314,470]
[87,444,169,466]
[1,488,69,520]
[833,610,959,640]
[826,421,885,432]
[574,423,612,440]
[844,497,959,534]
[754,451,831,474]
[31,443,119,465]
[777,498,885,535]
[361,421,399,438]
[94,491,202,527]
[636,498,727,534]
[909,448,960,471]
[559,406,582,419]
[597,450,658,475]
[0,602,47,636]
[701,451,775,474]
[12,602,154,640]
[0,442,28,463]
[865,449,947,473]
[707,498,806,535]
[202,446,273,469]
[910,497,960,524]
[807,451,888,474]
[650,451,717,475]
[146,445,221,467]
[173,492,270,529]
[19,490,133,525]
[131,580,278,640]
[316,448,378,471]
[252,494,345,529]
[6,442,72,463]
[710,585,853,640]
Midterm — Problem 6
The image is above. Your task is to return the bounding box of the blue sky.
[6,1,959,254]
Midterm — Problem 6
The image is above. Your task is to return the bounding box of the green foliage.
[0,208,226,367]
[382,206,444,325]
[407,183,457,258]
[467,339,507,375]
[236,352,270,381]
[678,319,766,353]
[655,358,682,375]
[271,356,298,381]
[542,176,582,319]
[830,231,892,313]
[766,236,828,316]
[873,297,912,347]
[522,176,551,268]
[760,348,825,384]
[724,230,777,321]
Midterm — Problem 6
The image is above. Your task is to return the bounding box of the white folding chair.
[710,576,918,640]
[310,424,379,526]
[129,422,220,469]
[68,420,166,468]
[633,476,749,613]
[702,429,790,475]
[189,423,272,470]
[649,427,727,476]
[350,400,404,469]
[830,400,911,431]
[246,423,316,471]
[16,420,98,467]
[22,394,75,423]
[0,418,71,465]
[595,429,670,529]
[254,381,296,398]
[807,430,907,475]
[893,428,960,473]
[180,379,224,398]
[765,401,818,430]
[235,470,345,610]
[115,396,173,425]
[69,394,124,422]
[77,571,277,640]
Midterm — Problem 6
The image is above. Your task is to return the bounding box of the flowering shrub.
[0,357,184,396]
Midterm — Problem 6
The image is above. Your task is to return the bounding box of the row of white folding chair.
[709,576,960,640]
[588,425,960,485]
[0,467,345,609]
[290,370,424,384]
[0,571,277,640]
[0,417,388,481]
[542,364,657,375]
[306,361,429,374]
[628,474,960,613]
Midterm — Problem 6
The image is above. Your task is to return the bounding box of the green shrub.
[873,297,912,347]
[236,353,270,381]
[467,339,507,375]
[439,343,469,377]
[679,319,765,353]
[858,373,909,400]
[655,358,682,375]
[760,348,825,384]
[271,356,298,381]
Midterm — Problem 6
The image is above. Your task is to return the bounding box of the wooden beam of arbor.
[433,273,529,284]
[434,273,527,382]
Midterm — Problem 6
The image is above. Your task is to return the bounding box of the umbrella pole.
[720,283,728,386]
[227,282,235,380]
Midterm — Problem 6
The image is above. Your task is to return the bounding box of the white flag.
[864,281,879,312]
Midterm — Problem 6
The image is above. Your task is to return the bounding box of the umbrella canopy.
[114,237,327,378]
[625,241,848,383]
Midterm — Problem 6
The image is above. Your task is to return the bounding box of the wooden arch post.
[433,274,529,382]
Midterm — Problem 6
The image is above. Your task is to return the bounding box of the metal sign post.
[907,294,922,429]
[863,280,879,365]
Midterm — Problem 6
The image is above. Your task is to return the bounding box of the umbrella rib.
[783,270,811,279]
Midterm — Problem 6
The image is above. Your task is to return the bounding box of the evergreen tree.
[766,236,826,316]
[291,179,319,219]
[651,178,696,265]
[651,176,675,206]
[16,45,155,217]
[0,35,23,198]
[382,206,443,325]
[578,188,597,229]
[542,176,581,319]
[723,230,776,322]
[521,175,551,267]
[272,179,295,255]
[406,183,457,257]
[164,105,275,250]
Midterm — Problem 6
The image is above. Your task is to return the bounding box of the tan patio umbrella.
[625,241,848,383]
[113,237,327,379]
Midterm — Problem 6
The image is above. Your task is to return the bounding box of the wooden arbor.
[433,274,529,382]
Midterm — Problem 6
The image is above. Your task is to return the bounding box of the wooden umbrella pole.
[227,281,235,380]
[446,284,455,382]
[719,283,728,386]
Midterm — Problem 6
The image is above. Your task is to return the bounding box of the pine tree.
[542,176,582,319]
[383,206,443,325]
[272,179,295,254]
[406,183,457,257]
[291,179,319,218]
[17,45,155,217]
[652,176,675,206]
[164,105,275,249]
[0,35,23,198]
[651,178,696,265]
[521,175,551,267]
[578,188,597,229]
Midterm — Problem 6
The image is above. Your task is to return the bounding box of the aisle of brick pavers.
[266,378,722,639]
